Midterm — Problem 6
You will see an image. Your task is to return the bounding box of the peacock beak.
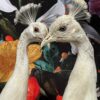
[41,33,55,48]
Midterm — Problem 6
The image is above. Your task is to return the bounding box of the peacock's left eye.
[34,27,39,32]
[58,26,66,32]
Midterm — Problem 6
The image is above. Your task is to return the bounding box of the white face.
[41,15,84,47]
[28,22,48,42]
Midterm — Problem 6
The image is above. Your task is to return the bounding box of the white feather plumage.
[0,3,48,100]
[14,3,41,25]
[41,0,97,100]
[68,0,91,20]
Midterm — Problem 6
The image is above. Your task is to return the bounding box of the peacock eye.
[58,26,66,32]
[34,27,39,32]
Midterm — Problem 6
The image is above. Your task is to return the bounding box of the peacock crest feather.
[14,3,41,25]
[68,0,91,20]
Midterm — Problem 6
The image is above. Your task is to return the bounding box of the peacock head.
[41,0,88,48]
[15,3,48,42]
[27,22,48,42]
[41,15,85,48]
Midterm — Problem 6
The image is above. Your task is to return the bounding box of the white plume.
[14,3,41,25]
[68,0,91,20]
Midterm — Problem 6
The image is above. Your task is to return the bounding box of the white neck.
[76,37,94,63]
[15,33,29,71]
[0,32,30,100]
[63,35,97,100]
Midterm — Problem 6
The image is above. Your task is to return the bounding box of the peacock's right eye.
[58,26,66,32]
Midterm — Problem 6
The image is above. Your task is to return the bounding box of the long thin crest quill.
[68,0,91,20]
[14,3,41,25]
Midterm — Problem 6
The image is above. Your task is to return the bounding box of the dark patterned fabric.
[89,0,100,16]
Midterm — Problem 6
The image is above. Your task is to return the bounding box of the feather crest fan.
[14,3,41,25]
[68,0,91,20]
